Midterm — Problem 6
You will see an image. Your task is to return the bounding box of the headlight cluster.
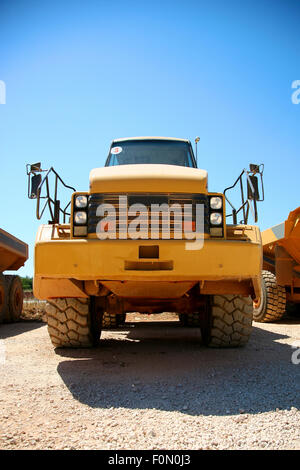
[73,194,88,236]
[209,196,223,237]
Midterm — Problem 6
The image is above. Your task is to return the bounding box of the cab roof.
[112,136,190,144]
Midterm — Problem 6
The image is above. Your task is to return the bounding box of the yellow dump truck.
[253,207,300,322]
[0,228,28,323]
[27,137,264,348]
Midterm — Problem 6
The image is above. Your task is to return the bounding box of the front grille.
[88,193,209,239]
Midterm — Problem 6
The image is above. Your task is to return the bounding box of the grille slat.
[88,193,209,238]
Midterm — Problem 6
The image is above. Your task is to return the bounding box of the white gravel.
[0,314,299,450]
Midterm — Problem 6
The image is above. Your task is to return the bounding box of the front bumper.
[34,224,262,300]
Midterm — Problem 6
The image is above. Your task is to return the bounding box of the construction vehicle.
[253,207,300,322]
[27,137,264,349]
[0,228,28,323]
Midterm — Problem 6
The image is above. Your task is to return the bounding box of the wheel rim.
[253,278,266,320]
[10,281,23,319]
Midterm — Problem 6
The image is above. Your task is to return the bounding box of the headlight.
[74,211,87,225]
[210,196,222,210]
[75,195,88,208]
[210,212,223,226]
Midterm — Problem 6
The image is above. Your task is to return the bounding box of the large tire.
[4,275,23,323]
[0,274,8,324]
[178,312,201,326]
[102,312,126,329]
[253,270,286,323]
[202,294,253,348]
[45,297,102,348]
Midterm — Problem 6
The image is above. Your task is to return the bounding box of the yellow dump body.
[0,228,28,273]
[262,207,300,303]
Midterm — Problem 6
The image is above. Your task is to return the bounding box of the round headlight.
[210,212,223,226]
[74,211,87,225]
[210,197,222,210]
[75,195,88,208]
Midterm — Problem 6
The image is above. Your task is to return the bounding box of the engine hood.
[89,164,208,194]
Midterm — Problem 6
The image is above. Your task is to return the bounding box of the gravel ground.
[0,313,299,450]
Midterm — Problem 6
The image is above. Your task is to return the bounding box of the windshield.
[105,139,196,168]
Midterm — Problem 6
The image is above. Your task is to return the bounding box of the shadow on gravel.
[0,321,44,339]
[56,321,300,417]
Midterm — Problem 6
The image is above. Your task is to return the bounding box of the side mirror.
[30,174,41,198]
[249,163,260,174]
[30,162,42,172]
[247,175,259,201]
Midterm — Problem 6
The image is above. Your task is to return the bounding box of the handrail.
[26,163,76,224]
[223,164,264,224]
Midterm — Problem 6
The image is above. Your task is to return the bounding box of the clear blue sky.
[0,0,299,277]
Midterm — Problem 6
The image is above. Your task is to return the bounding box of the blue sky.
[0,0,299,276]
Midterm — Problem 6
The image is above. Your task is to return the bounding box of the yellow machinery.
[0,228,28,323]
[27,137,264,349]
[253,207,300,322]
